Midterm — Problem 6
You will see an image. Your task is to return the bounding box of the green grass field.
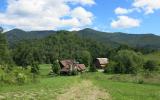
[81,73,160,100]
[143,51,160,64]
[0,64,160,100]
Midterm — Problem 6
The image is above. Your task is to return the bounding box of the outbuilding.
[94,58,109,69]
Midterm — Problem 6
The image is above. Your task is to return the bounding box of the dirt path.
[56,80,111,100]
[0,80,111,100]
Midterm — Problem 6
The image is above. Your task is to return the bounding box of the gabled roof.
[59,59,75,68]
[59,59,86,72]
[96,58,108,65]
[77,64,86,71]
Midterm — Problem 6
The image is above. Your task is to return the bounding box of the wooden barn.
[94,58,109,69]
[59,59,86,74]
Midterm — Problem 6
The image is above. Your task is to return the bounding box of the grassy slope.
[81,73,160,100]
[143,52,160,64]
[0,65,160,100]
[0,64,81,99]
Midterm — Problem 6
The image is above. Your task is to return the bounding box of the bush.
[138,79,144,84]
[31,61,39,74]
[114,50,144,74]
[144,60,159,72]
[0,66,30,84]
[51,60,60,75]
[104,60,116,74]
[89,64,97,72]
[0,68,6,82]
[14,69,28,84]
[70,69,78,76]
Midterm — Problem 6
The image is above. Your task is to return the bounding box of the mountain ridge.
[5,28,160,50]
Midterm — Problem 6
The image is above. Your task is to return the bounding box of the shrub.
[70,69,78,76]
[89,64,97,72]
[13,69,28,84]
[104,60,116,73]
[144,60,159,72]
[51,60,60,75]
[114,50,144,74]
[138,79,144,84]
[0,66,30,84]
[0,68,6,82]
[31,61,39,74]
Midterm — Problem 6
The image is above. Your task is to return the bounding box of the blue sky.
[0,0,160,35]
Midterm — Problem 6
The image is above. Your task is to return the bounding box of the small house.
[94,58,109,69]
[59,59,86,74]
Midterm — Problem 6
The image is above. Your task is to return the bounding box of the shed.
[94,58,109,69]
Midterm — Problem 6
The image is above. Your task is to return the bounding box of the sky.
[0,0,160,35]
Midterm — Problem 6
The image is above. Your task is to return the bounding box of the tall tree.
[78,50,91,67]
[0,27,12,65]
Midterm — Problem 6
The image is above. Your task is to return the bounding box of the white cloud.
[69,27,81,31]
[67,0,95,5]
[115,7,132,14]
[133,0,160,14]
[112,0,160,29]
[114,7,141,15]
[111,16,140,29]
[71,7,93,25]
[0,0,95,30]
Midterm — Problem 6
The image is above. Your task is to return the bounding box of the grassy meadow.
[143,51,160,65]
[0,64,160,100]
[81,73,160,100]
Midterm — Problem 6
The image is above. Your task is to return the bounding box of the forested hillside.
[78,28,160,51]
[6,28,160,51]
[6,29,56,47]
[12,31,110,67]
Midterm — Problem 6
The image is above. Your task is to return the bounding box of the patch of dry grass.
[57,80,111,100]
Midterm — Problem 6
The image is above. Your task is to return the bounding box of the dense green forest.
[9,30,160,74]
[12,31,109,67]
[6,28,160,53]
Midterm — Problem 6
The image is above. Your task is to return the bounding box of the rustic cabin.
[94,58,109,69]
[59,59,86,74]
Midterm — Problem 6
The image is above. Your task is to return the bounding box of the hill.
[5,28,160,50]
[5,29,56,46]
[77,28,160,50]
